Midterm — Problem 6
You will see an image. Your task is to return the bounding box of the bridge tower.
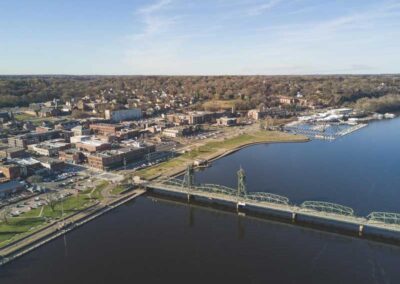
[183,165,195,201]
[237,167,247,198]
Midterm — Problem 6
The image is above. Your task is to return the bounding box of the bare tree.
[0,206,11,224]
[45,192,59,212]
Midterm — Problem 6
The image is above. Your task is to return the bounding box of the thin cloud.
[247,0,282,16]
[124,0,400,75]
[133,0,177,40]
[137,0,172,15]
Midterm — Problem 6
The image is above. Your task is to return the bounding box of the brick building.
[0,147,26,159]
[0,164,26,180]
[59,149,85,164]
[88,144,155,170]
[75,140,111,153]
[8,130,62,148]
[89,123,123,136]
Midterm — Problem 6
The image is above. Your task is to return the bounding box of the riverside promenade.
[0,189,145,266]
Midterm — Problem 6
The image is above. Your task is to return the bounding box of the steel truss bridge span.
[301,201,354,216]
[368,212,400,225]
[161,177,289,205]
[146,167,400,236]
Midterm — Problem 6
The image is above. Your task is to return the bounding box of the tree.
[0,206,11,224]
[45,192,59,212]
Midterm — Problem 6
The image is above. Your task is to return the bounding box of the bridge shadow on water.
[146,192,400,248]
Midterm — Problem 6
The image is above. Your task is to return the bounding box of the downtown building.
[87,144,155,170]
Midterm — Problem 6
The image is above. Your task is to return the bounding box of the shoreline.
[147,135,310,181]
[0,190,145,266]
[0,132,308,266]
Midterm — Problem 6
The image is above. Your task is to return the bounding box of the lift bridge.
[146,166,400,237]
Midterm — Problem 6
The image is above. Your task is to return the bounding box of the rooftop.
[12,157,40,166]
[0,180,24,192]
[78,139,108,147]
[91,146,146,158]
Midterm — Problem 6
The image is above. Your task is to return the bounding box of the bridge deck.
[147,183,400,235]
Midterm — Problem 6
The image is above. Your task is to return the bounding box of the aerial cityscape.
[0,0,400,283]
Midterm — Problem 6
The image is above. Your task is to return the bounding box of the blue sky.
[0,0,399,75]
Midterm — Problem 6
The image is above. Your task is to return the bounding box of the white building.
[105,108,142,122]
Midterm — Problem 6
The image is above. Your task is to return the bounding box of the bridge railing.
[195,184,237,196]
[163,178,184,187]
[246,192,289,205]
[367,212,400,225]
[300,201,354,216]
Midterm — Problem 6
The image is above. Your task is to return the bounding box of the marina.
[284,121,367,140]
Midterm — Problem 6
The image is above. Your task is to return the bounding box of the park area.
[0,181,108,247]
[137,130,307,180]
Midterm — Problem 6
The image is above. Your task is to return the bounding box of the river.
[1,118,400,283]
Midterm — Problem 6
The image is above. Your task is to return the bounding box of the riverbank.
[0,189,145,266]
[0,130,307,265]
[137,130,309,180]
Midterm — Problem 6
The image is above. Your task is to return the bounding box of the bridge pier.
[187,194,192,202]
[291,212,296,222]
[236,202,246,213]
[359,224,364,237]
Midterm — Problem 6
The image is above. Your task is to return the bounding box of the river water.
[1,118,400,283]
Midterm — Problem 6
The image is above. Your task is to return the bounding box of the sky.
[0,0,399,75]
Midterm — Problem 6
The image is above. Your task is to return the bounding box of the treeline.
[0,75,399,111]
[355,94,400,113]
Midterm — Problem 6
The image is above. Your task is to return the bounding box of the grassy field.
[14,113,36,121]
[137,130,307,180]
[111,185,125,195]
[202,99,240,111]
[90,181,108,199]
[14,113,68,126]
[0,179,114,248]
[14,113,49,126]
[0,191,96,247]
[0,218,43,243]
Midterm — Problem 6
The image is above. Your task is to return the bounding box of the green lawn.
[0,191,96,247]
[14,113,48,126]
[14,113,37,121]
[0,218,44,243]
[41,194,92,219]
[111,185,126,195]
[90,181,108,200]
[20,207,42,218]
[137,130,307,180]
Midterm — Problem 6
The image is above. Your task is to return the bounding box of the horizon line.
[0,73,399,77]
